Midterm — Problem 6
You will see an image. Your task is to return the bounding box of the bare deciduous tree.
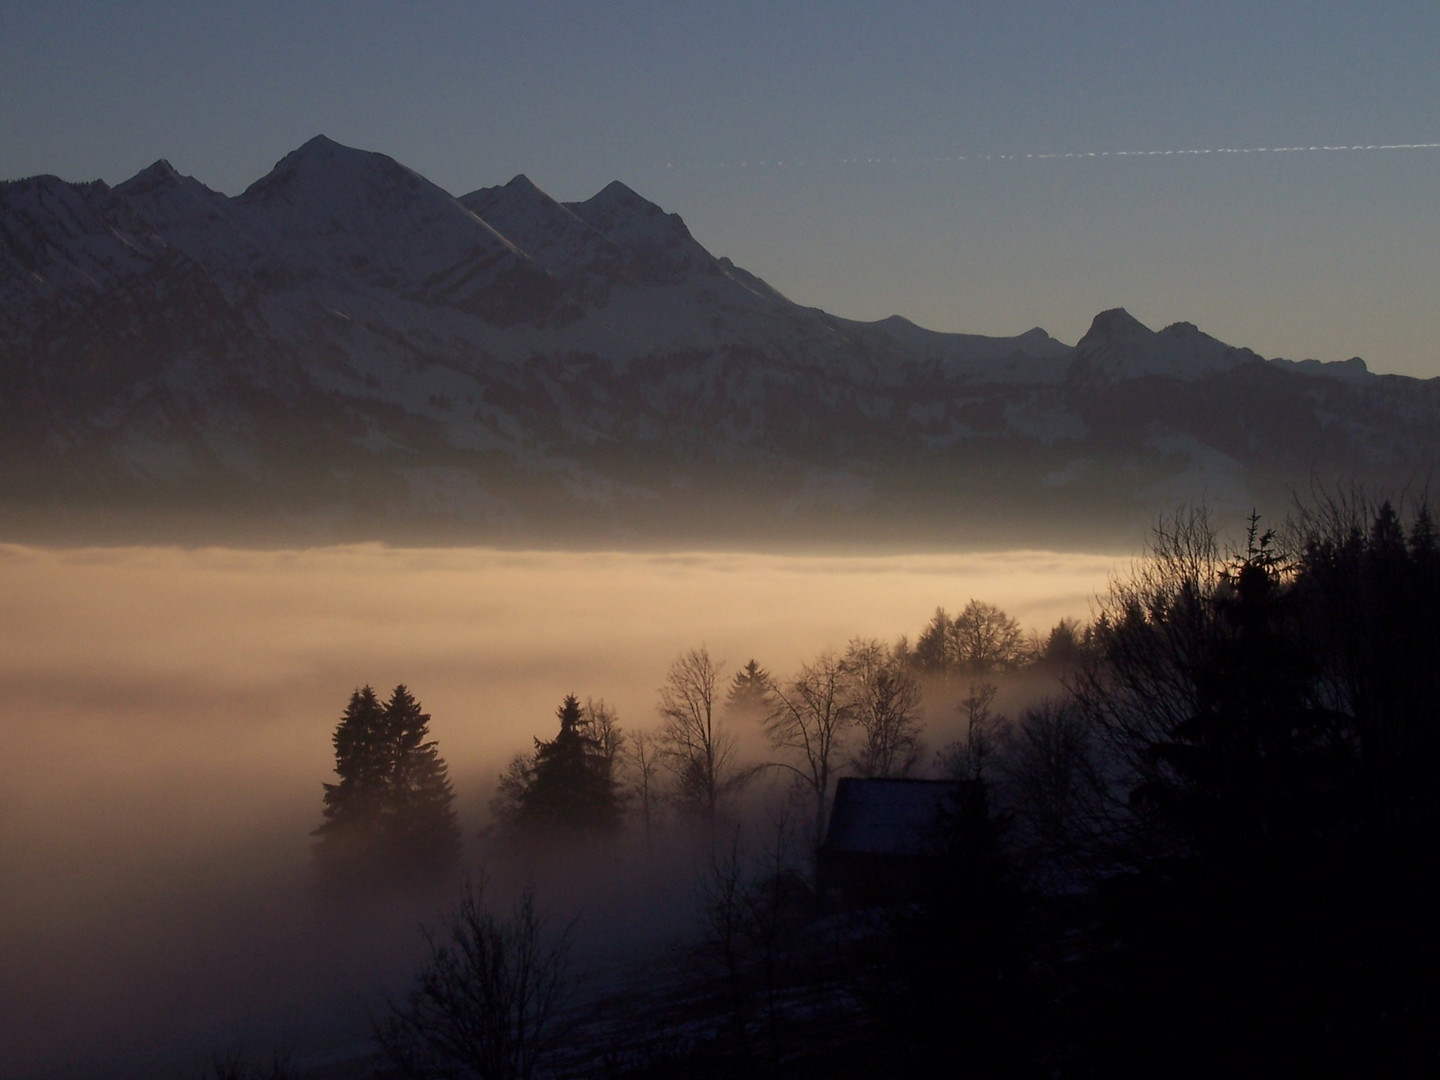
[489,751,534,832]
[629,727,662,855]
[201,1047,296,1080]
[998,698,1110,887]
[842,637,924,778]
[937,681,1001,780]
[694,812,808,1068]
[1068,505,1228,809]
[376,878,572,1080]
[582,697,625,775]
[764,650,855,847]
[950,600,1026,674]
[658,646,748,832]
[913,601,1026,676]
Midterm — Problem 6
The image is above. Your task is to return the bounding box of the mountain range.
[2,135,1435,550]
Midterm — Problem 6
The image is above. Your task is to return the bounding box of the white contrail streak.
[665,142,1440,171]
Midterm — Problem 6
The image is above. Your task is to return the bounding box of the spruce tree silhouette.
[724,659,772,719]
[383,684,462,877]
[314,685,390,877]
[511,694,624,838]
[314,684,460,883]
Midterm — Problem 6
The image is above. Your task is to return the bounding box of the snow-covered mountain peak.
[115,159,230,218]
[114,159,185,196]
[568,180,689,241]
[1016,326,1066,353]
[237,134,429,206]
[463,173,575,224]
[579,178,649,211]
[459,175,615,284]
[0,173,183,338]
[3,136,1437,550]
[114,157,274,276]
[1072,309,1262,383]
[231,136,531,303]
[500,173,544,198]
[0,174,148,261]
[1082,307,1151,342]
[1160,320,1201,338]
[563,180,710,285]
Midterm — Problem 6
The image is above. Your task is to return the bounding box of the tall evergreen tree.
[382,684,462,877]
[314,683,460,882]
[724,659,772,720]
[315,685,390,874]
[511,695,624,838]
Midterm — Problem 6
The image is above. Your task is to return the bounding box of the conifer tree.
[511,694,624,838]
[382,684,462,877]
[724,659,772,720]
[314,685,390,874]
[314,683,460,882]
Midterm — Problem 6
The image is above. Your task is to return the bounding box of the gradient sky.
[3,1,1437,375]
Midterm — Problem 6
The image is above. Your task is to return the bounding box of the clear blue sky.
[3,1,1437,375]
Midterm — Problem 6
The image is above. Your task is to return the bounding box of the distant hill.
[3,135,1435,549]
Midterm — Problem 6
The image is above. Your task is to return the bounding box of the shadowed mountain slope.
[2,137,1434,549]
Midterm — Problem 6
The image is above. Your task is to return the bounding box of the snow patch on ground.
[1138,431,1250,511]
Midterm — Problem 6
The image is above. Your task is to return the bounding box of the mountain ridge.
[1,136,1432,550]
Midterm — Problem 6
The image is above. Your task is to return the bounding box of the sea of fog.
[0,543,1122,1078]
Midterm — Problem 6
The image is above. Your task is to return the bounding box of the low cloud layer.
[0,542,1116,1077]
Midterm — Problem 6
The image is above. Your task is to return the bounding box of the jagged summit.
[461,172,573,220]
[1073,308,1262,382]
[1269,354,1373,384]
[500,173,544,196]
[568,179,686,237]
[1,173,115,200]
[1160,321,1202,337]
[580,178,649,209]
[237,134,426,204]
[114,159,185,196]
[3,134,1431,550]
[113,160,233,225]
[1080,307,1150,342]
[1018,327,1054,343]
[562,179,706,286]
[459,174,614,286]
[298,133,342,152]
[226,135,532,302]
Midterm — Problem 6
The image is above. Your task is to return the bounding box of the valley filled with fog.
[0,543,1118,1078]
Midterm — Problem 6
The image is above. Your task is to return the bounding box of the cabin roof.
[820,777,963,857]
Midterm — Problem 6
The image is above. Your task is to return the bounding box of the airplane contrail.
[666,142,1440,170]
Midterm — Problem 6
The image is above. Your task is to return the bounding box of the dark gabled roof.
[820,778,964,858]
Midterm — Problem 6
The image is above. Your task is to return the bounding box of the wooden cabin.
[817,777,968,906]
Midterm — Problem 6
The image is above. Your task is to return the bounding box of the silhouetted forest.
[284,494,1440,1077]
